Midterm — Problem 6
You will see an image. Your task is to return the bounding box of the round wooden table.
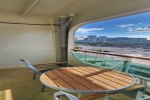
[40,66,135,94]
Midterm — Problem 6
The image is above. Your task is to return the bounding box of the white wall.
[0,12,56,68]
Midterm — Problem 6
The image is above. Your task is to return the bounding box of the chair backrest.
[19,59,41,74]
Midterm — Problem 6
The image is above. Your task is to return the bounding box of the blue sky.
[75,12,150,40]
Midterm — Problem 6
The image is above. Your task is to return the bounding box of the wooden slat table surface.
[40,66,135,94]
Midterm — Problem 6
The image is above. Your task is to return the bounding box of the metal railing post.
[84,52,86,61]
[95,54,97,62]
[122,58,132,72]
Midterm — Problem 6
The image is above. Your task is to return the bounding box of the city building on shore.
[88,35,97,42]
[97,36,107,42]
[75,35,148,44]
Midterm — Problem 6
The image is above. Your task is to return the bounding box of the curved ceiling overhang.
[0,0,150,19]
[1,0,150,33]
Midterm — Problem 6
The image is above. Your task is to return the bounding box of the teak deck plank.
[73,67,124,89]
[89,67,133,82]
[109,71,132,80]
[43,66,134,93]
[52,69,89,90]
[107,71,132,80]
[41,74,57,87]
[59,68,103,90]
[87,67,132,84]
[103,72,132,83]
[80,67,130,86]
[92,67,132,80]
[46,71,74,89]
[66,68,115,90]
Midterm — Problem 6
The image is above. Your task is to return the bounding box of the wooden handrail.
[71,49,150,61]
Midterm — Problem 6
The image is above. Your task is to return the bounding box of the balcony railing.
[71,49,150,83]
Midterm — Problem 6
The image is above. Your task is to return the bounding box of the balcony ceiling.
[0,0,150,17]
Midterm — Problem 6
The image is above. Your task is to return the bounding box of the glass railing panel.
[72,49,150,81]
[94,54,108,67]
[72,51,85,61]
[72,51,125,70]
[102,55,125,70]
[84,52,97,65]
[127,59,150,79]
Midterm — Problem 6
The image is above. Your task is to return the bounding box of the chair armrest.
[54,91,79,100]
[19,59,26,67]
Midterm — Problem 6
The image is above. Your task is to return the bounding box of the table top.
[40,66,135,93]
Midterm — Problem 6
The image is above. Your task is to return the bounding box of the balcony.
[1,50,150,100]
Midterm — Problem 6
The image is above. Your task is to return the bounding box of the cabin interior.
[1,0,150,100]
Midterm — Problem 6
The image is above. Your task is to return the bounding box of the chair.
[53,85,149,100]
[54,91,79,100]
[19,59,68,92]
